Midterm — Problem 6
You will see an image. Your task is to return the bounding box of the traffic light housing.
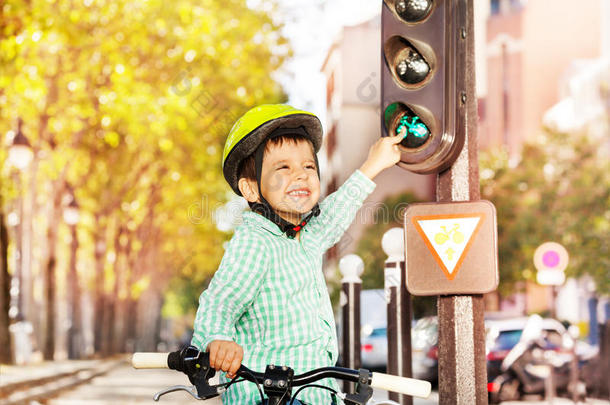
[381,0,469,174]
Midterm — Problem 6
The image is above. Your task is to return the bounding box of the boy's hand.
[359,127,405,180]
[207,339,243,379]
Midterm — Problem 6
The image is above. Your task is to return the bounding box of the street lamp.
[5,118,34,364]
[8,119,34,170]
[7,119,33,322]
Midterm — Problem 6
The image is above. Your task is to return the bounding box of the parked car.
[337,289,387,369]
[411,316,438,383]
[360,324,388,371]
[360,315,439,383]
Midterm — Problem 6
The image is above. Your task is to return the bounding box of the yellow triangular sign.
[411,213,485,280]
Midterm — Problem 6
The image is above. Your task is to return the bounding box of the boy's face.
[259,138,320,225]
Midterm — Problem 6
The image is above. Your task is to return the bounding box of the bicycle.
[132,346,431,405]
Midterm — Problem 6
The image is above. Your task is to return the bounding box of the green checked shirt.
[192,170,376,405]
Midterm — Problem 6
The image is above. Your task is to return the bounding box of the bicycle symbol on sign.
[433,224,465,261]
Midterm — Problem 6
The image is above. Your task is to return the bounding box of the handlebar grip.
[370,372,431,399]
[132,352,170,369]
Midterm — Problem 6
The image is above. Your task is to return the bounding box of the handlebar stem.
[262,364,294,402]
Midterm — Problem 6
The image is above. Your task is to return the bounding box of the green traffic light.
[396,114,430,148]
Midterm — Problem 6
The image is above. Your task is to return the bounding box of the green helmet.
[222,104,323,195]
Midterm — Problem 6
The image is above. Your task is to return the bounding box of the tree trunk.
[43,188,62,360]
[124,297,137,352]
[0,208,13,364]
[102,293,114,356]
[136,287,164,352]
[93,215,106,354]
[123,239,137,353]
[106,225,125,355]
[67,224,82,359]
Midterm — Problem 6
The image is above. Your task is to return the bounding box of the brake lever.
[153,384,201,401]
[153,382,226,401]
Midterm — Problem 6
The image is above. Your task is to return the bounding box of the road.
[44,361,439,405]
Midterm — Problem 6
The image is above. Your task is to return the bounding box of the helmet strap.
[252,127,321,238]
[251,202,320,239]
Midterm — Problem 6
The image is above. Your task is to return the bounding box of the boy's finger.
[389,132,404,143]
[221,351,234,371]
[229,356,241,377]
[208,347,218,368]
[213,347,226,369]
[398,126,407,137]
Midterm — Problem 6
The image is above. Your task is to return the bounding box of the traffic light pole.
[436,1,488,404]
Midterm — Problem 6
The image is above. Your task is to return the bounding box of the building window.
[491,0,523,15]
[327,72,335,108]
[490,0,500,15]
[326,125,337,157]
[510,0,523,11]
[501,43,510,146]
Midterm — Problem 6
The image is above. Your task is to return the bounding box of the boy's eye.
[276,165,289,170]
[305,164,316,170]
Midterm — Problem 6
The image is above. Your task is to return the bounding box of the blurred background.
[0,0,608,381]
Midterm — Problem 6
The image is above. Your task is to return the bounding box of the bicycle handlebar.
[132,351,431,399]
[132,352,170,368]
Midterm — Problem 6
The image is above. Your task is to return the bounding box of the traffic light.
[381,0,469,174]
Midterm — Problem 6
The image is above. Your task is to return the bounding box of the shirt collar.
[242,210,284,236]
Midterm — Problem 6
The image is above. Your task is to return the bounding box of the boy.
[192,104,403,404]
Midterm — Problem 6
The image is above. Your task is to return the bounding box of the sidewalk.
[0,357,124,404]
[1,358,106,385]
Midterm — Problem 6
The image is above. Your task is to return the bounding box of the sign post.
[420,1,489,403]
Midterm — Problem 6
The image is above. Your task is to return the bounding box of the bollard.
[601,321,610,399]
[382,227,413,405]
[588,297,599,346]
[339,254,363,394]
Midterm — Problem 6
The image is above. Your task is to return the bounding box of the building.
[479,0,603,155]
[481,0,608,323]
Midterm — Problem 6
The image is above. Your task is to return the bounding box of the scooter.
[488,315,584,404]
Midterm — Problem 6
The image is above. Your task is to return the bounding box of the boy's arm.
[307,133,403,251]
[191,230,269,352]
[307,169,376,252]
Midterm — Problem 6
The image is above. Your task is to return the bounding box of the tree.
[479,129,610,296]
[1,0,289,358]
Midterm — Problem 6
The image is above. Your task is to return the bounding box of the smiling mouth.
[287,189,310,197]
